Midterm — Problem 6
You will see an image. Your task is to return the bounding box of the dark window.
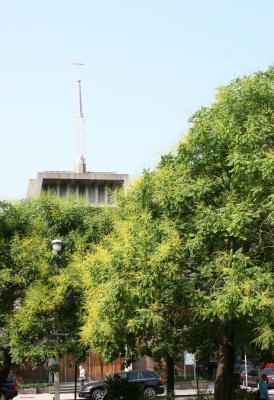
[118,372,127,380]
[60,184,67,197]
[98,186,105,203]
[128,372,139,380]
[79,185,85,197]
[88,186,96,202]
[140,371,158,379]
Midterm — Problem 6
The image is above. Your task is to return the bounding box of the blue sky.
[0,0,273,200]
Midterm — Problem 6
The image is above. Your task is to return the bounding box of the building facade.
[27,170,129,205]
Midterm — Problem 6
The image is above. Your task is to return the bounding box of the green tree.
[0,195,113,379]
[81,67,274,400]
[81,184,192,396]
[0,200,30,385]
[151,67,274,400]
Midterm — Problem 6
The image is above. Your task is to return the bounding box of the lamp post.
[51,239,62,255]
[244,352,248,387]
[51,239,62,400]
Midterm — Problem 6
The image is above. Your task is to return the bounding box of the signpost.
[184,352,195,379]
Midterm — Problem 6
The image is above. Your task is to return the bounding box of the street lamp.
[51,239,62,254]
[51,239,62,400]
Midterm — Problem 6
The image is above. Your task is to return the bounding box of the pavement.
[16,385,274,400]
[15,391,203,400]
[16,385,214,400]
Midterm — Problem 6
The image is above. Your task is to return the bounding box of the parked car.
[79,370,165,399]
[260,368,274,388]
[234,361,254,373]
[0,377,18,400]
[239,367,260,387]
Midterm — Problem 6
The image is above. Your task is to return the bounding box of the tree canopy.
[80,67,274,400]
[81,205,189,358]
[0,195,114,372]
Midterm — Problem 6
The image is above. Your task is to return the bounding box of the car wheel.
[144,386,156,397]
[92,388,105,400]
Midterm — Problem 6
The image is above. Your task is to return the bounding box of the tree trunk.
[214,325,235,400]
[74,361,77,400]
[0,348,11,386]
[166,354,175,398]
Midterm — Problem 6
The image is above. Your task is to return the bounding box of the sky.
[0,0,273,200]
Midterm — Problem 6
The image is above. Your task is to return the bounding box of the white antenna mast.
[73,60,86,173]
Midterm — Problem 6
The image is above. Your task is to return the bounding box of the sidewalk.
[16,393,197,400]
[16,390,203,400]
[16,386,274,400]
[16,385,214,400]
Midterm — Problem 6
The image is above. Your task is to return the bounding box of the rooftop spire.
[76,79,84,119]
[73,60,86,173]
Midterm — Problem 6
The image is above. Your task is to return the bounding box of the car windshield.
[117,373,127,380]
[240,367,255,373]
[262,369,274,375]
[141,371,158,378]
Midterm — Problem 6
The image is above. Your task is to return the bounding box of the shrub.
[18,383,52,389]
[233,388,258,400]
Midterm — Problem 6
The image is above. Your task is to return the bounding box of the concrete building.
[27,169,129,205]
[27,68,129,204]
